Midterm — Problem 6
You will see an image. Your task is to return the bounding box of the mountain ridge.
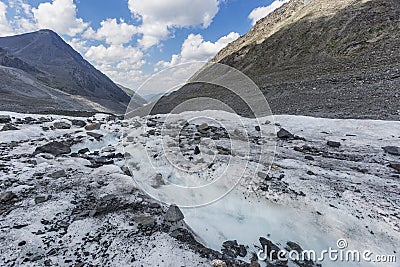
[150,0,400,120]
[0,29,139,115]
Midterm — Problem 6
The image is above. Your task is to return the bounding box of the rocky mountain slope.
[0,30,138,115]
[153,0,400,120]
[117,84,147,107]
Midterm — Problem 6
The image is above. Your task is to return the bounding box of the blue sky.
[0,0,288,94]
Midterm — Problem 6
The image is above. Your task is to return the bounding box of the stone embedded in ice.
[0,115,11,123]
[85,122,101,131]
[382,146,400,156]
[34,141,71,156]
[164,204,184,222]
[53,121,71,129]
[277,128,294,139]
[327,140,341,147]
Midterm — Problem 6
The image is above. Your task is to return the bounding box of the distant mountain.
[0,29,135,115]
[142,92,166,103]
[117,84,147,107]
[151,0,400,120]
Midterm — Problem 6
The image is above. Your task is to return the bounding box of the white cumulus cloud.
[157,32,240,69]
[85,44,146,88]
[32,0,88,36]
[128,0,220,48]
[248,0,290,25]
[0,1,14,36]
[83,18,137,45]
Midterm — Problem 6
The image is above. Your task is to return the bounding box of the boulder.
[71,120,87,127]
[222,240,247,258]
[34,141,71,156]
[78,148,90,154]
[389,163,400,172]
[382,146,400,156]
[164,204,184,222]
[35,195,50,204]
[286,241,303,253]
[1,124,19,131]
[152,173,165,188]
[48,170,66,178]
[257,172,272,181]
[85,122,101,131]
[277,128,294,139]
[327,141,341,148]
[0,115,11,123]
[194,146,201,155]
[211,260,227,267]
[0,191,17,203]
[146,120,157,127]
[197,123,209,133]
[259,237,281,260]
[87,132,103,140]
[53,121,71,129]
[133,216,156,227]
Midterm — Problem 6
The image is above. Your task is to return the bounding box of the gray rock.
[87,132,103,140]
[286,241,303,253]
[71,120,86,127]
[48,170,66,178]
[259,237,281,260]
[257,172,272,181]
[249,262,260,267]
[152,173,165,188]
[164,204,184,222]
[78,148,90,154]
[1,124,19,131]
[0,115,11,123]
[34,142,71,156]
[277,128,294,139]
[121,166,132,176]
[35,195,49,204]
[382,146,400,156]
[133,216,155,227]
[146,120,157,127]
[389,163,400,172]
[53,121,71,129]
[85,122,101,131]
[197,123,209,133]
[327,141,341,147]
[0,191,17,203]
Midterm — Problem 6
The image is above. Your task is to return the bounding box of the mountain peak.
[0,30,138,114]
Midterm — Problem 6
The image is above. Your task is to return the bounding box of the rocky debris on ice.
[1,111,399,266]
[212,259,227,267]
[164,204,185,222]
[53,121,71,129]
[277,128,294,139]
[84,122,101,131]
[382,146,400,156]
[34,141,71,156]
[0,115,11,123]
[1,124,19,131]
[221,240,247,258]
[326,140,341,147]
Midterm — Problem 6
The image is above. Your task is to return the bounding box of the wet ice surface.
[0,111,399,267]
[124,111,399,267]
